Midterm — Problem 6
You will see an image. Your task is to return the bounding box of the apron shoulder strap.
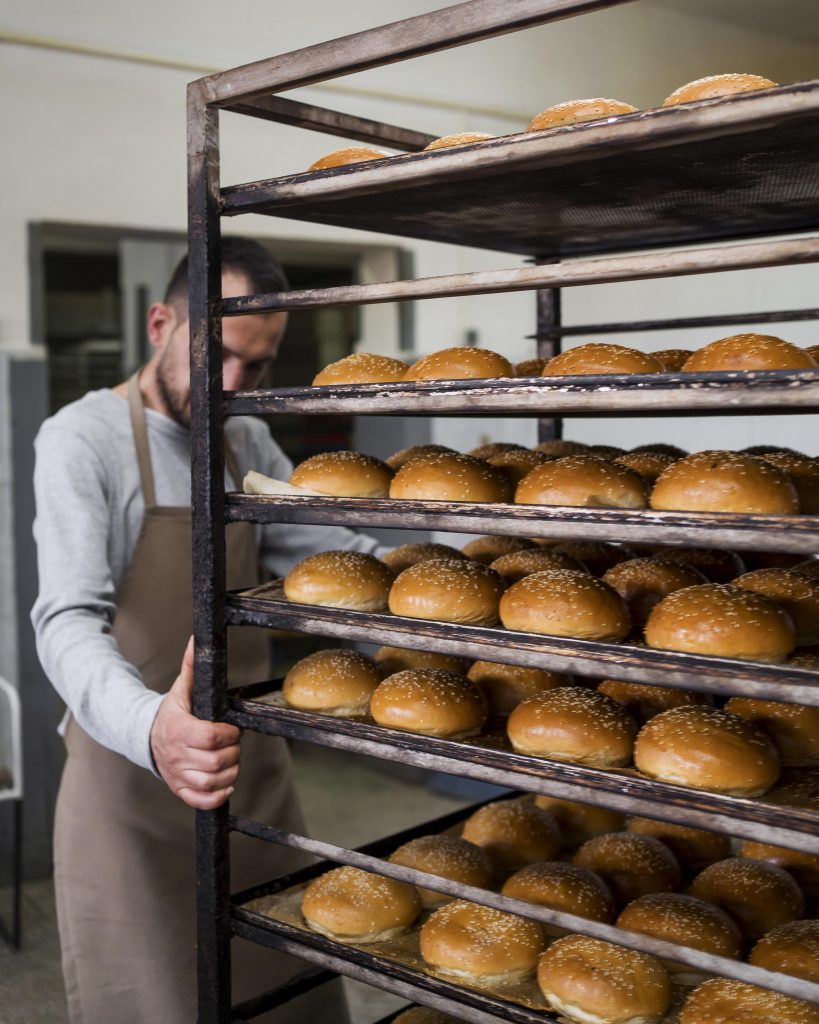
[126,372,157,509]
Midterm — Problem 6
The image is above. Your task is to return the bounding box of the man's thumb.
[171,635,195,710]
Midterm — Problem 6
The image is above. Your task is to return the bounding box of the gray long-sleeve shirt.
[31,388,387,772]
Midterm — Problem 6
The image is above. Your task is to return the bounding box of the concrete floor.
[0,742,469,1024]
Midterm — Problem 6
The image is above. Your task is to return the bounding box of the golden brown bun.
[795,559,819,580]
[373,646,469,677]
[644,583,796,661]
[508,686,637,766]
[308,147,388,171]
[649,546,745,583]
[289,450,394,498]
[807,344,819,362]
[534,797,626,846]
[467,441,527,459]
[543,343,663,376]
[419,899,543,984]
[312,352,406,385]
[617,893,742,972]
[423,131,494,150]
[393,1008,461,1024]
[689,858,805,946]
[602,558,707,625]
[614,451,677,484]
[739,838,819,899]
[382,542,466,575]
[735,568,819,646]
[488,448,552,486]
[664,73,778,107]
[389,558,505,626]
[537,934,672,1024]
[389,834,494,907]
[404,347,512,381]
[749,920,819,984]
[461,534,536,564]
[385,444,456,470]
[502,862,615,927]
[461,800,562,875]
[632,443,689,459]
[726,696,819,767]
[516,455,648,509]
[682,332,817,371]
[634,705,780,796]
[500,570,631,641]
[598,680,710,727]
[283,649,380,715]
[301,866,419,942]
[651,349,694,372]
[284,551,393,611]
[389,452,511,502]
[588,445,628,461]
[650,450,800,513]
[758,452,819,513]
[513,357,546,377]
[680,977,819,1024]
[573,833,681,909]
[527,98,638,132]
[369,669,486,738]
[490,547,587,584]
[535,438,589,457]
[553,541,636,577]
[467,661,570,716]
[627,819,730,874]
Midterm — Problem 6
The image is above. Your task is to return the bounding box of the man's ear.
[147,301,180,351]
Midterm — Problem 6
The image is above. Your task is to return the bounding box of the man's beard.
[156,349,190,427]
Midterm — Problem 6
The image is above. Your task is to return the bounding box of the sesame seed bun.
[664,73,778,107]
[420,899,544,985]
[614,451,677,485]
[389,451,511,503]
[393,1009,462,1024]
[461,800,562,875]
[500,569,631,641]
[467,661,571,716]
[650,350,694,372]
[794,559,819,581]
[289,450,394,499]
[648,546,745,583]
[389,834,494,908]
[650,450,800,514]
[490,547,588,584]
[508,686,637,767]
[369,669,486,739]
[488,448,553,486]
[468,441,527,459]
[757,452,819,513]
[283,649,380,715]
[680,978,819,1024]
[644,584,796,661]
[749,920,819,984]
[534,797,626,846]
[502,862,615,930]
[516,455,648,509]
[404,347,512,381]
[688,858,805,945]
[632,443,689,459]
[373,646,469,677]
[543,343,663,376]
[725,696,819,767]
[627,819,730,874]
[739,838,819,900]
[308,146,389,171]
[734,568,819,646]
[588,445,628,461]
[634,705,780,797]
[513,357,547,377]
[553,541,636,577]
[301,866,420,943]
[381,542,467,575]
[385,444,456,470]
[388,558,505,626]
[573,833,681,909]
[423,131,493,150]
[312,352,407,385]
[535,439,590,457]
[682,332,816,372]
[284,551,393,612]
[602,558,707,625]
[598,680,710,727]
[461,534,536,564]
[537,934,672,1024]
[527,99,638,132]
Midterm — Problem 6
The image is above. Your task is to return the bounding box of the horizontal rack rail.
[226,589,819,707]
[225,494,819,554]
[225,368,819,417]
[231,815,819,1003]
[539,305,819,339]
[225,682,819,854]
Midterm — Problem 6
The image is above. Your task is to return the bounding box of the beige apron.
[53,374,309,1023]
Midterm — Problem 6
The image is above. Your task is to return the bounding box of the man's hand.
[150,637,241,809]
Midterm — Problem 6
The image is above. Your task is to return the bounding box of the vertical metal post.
[187,80,231,1024]
[535,258,562,443]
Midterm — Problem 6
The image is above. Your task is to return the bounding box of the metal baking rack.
[187,1,819,1021]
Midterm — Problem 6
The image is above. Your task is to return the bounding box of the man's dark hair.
[164,236,289,312]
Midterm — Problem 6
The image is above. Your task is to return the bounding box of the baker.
[31,237,386,1023]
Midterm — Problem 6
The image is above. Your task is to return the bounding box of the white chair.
[0,676,22,948]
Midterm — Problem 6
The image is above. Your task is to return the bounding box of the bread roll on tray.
[301,866,419,943]
[423,131,493,150]
[289,450,393,498]
[389,451,511,503]
[602,557,707,625]
[461,534,536,564]
[649,545,745,583]
[739,838,819,901]
[385,443,455,470]
[284,551,393,611]
[598,679,710,727]
[726,695,819,767]
[664,73,778,106]
[490,547,587,584]
[373,646,469,677]
[308,146,389,171]
[650,450,799,513]
[283,649,380,715]
[312,352,406,385]
[369,669,486,739]
[680,977,819,1024]
[389,834,494,908]
[460,799,562,875]
[542,342,663,376]
[682,332,816,372]
[534,796,625,846]
[381,542,466,575]
[734,567,819,646]
[627,818,730,875]
[467,661,570,717]
[403,346,511,381]
[573,833,681,909]
[500,569,631,641]
[527,98,638,132]
[389,558,505,625]
[502,861,615,929]
[516,455,648,509]
[749,920,819,984]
